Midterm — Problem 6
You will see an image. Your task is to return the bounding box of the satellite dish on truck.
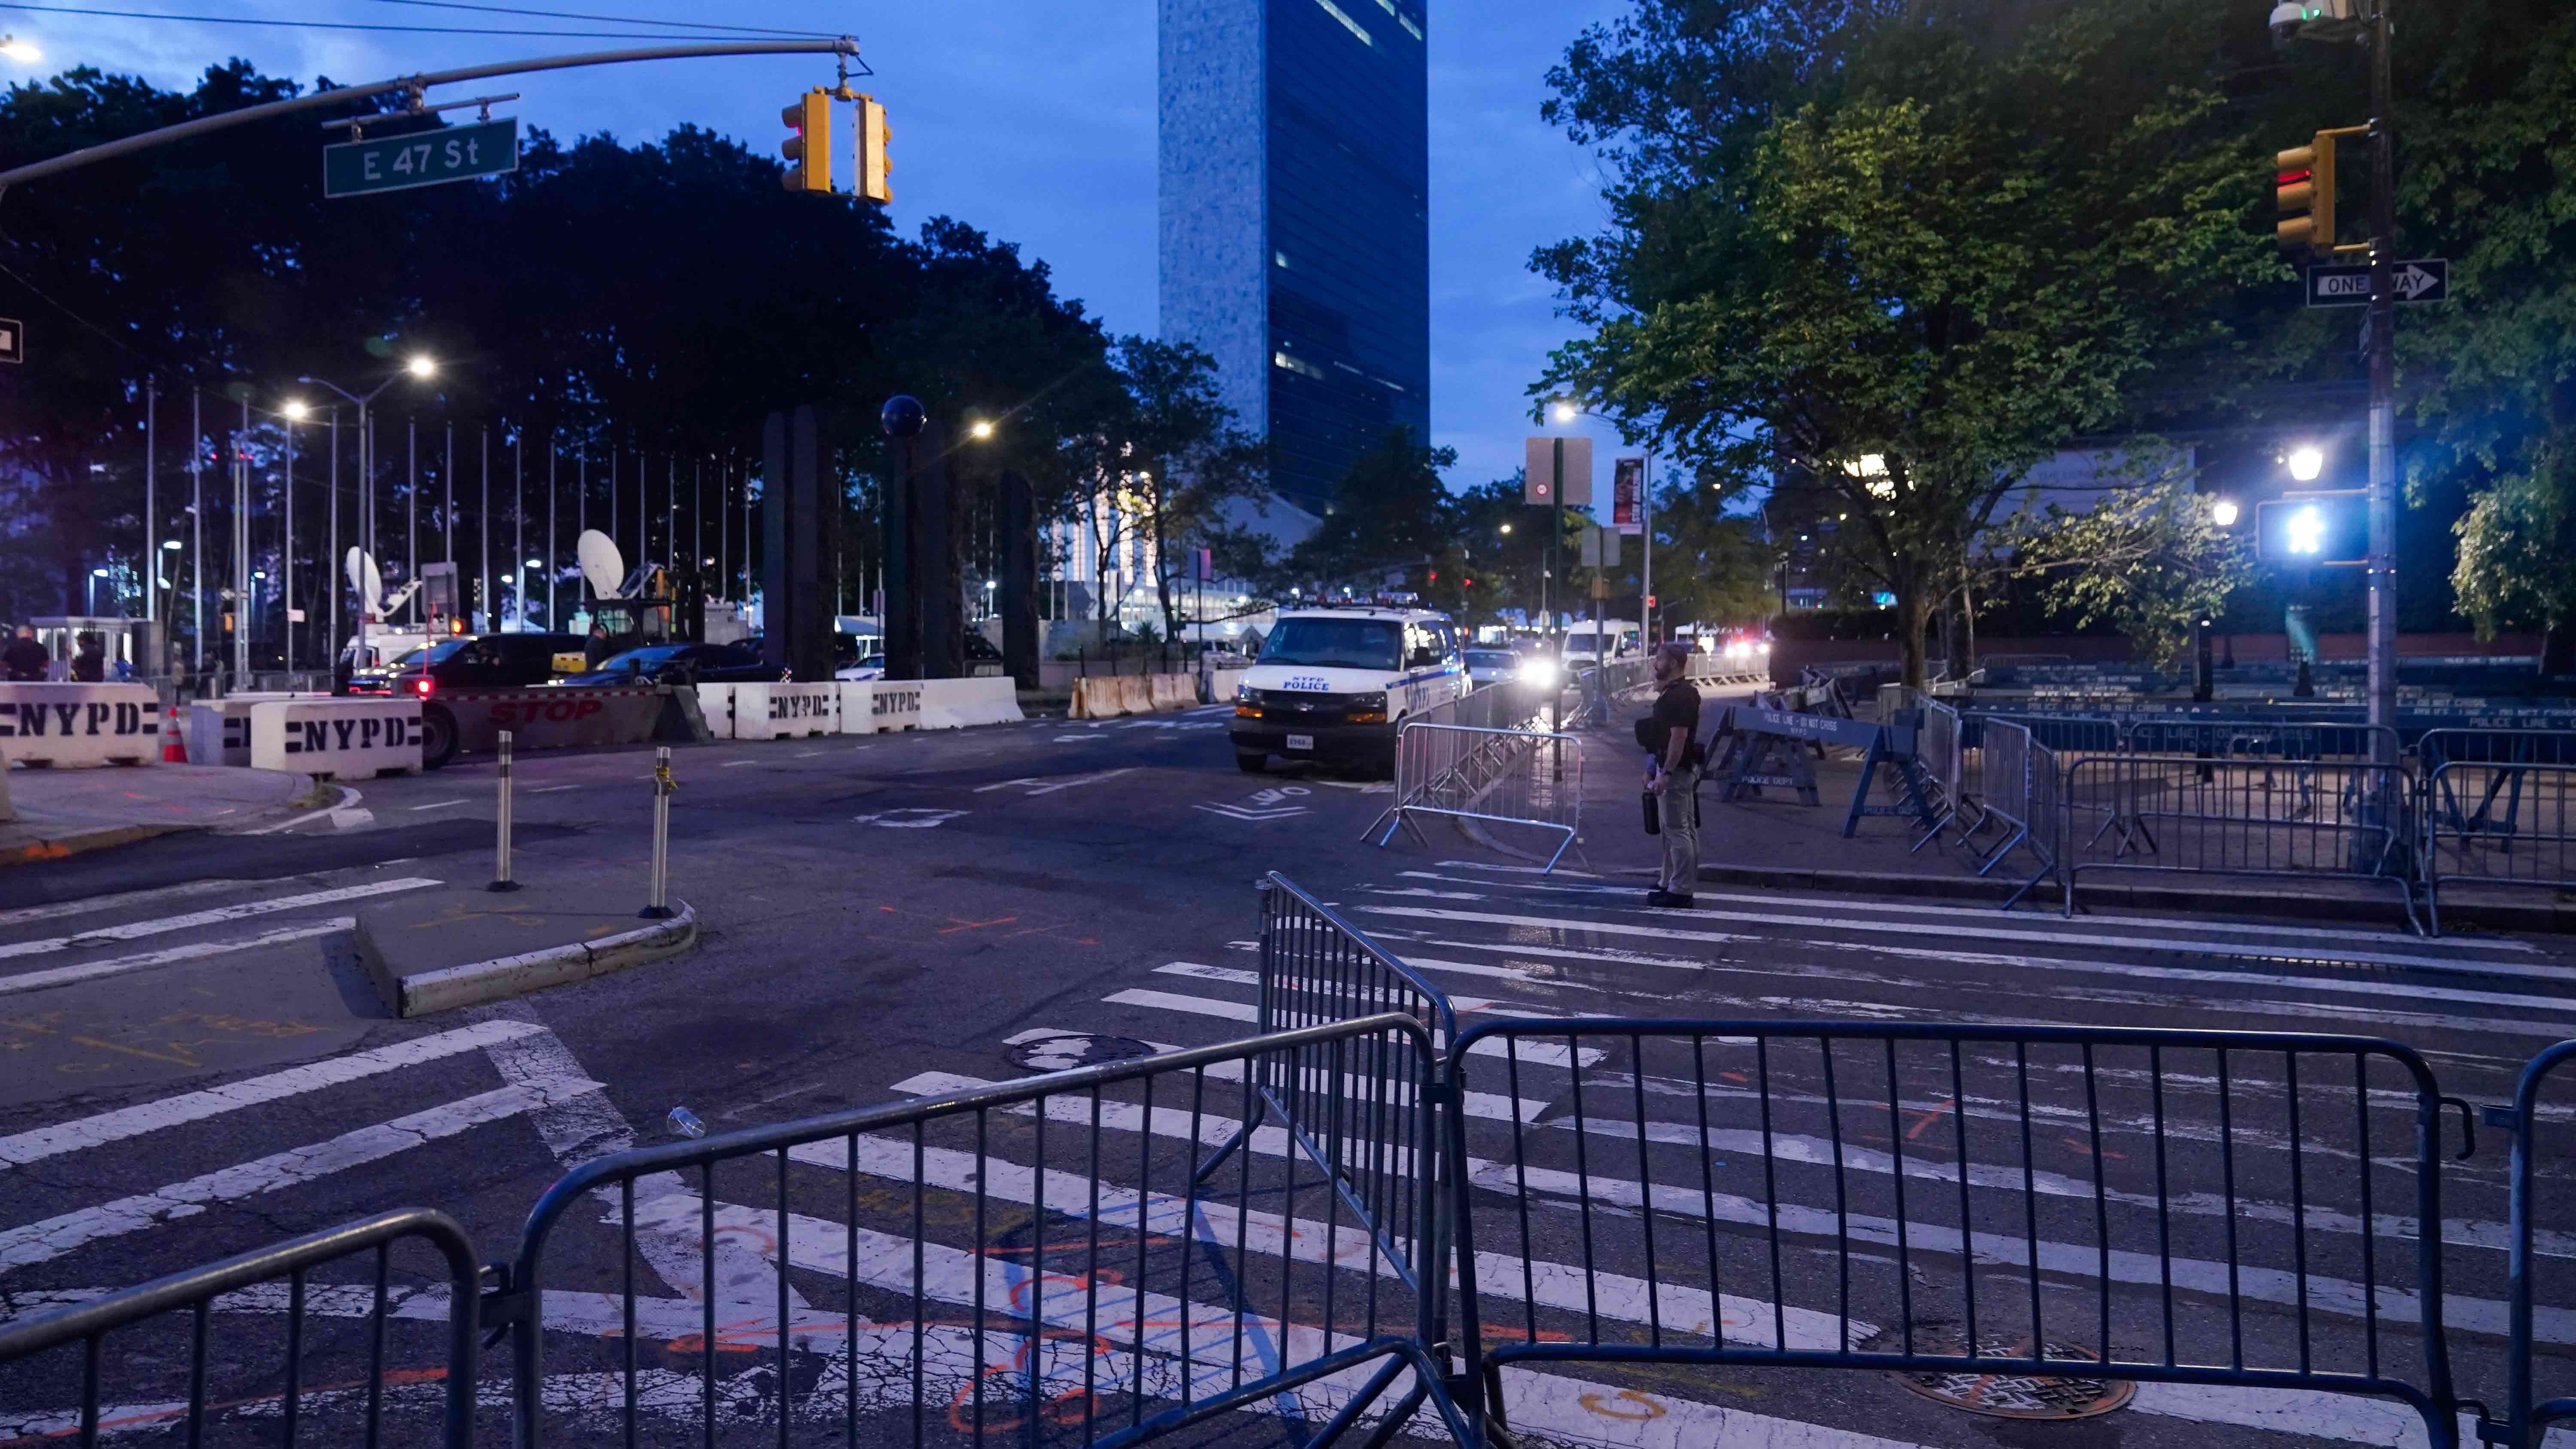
[577,530,626,600]
[345,547,384,617]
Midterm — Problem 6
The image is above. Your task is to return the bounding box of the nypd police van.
[1230,604,1470,773]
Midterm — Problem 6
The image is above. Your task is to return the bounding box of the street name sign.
[0,316,20,364]
[325,118,518,198]
[2306,258,2447,307]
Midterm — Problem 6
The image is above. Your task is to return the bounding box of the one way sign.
[2307,259,2447,307]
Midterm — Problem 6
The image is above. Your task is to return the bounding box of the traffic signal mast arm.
[2275,124,2370,258]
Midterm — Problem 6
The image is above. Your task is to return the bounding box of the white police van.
[1230,604,1470,773]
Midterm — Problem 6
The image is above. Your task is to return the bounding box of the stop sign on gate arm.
[325,118,519,197]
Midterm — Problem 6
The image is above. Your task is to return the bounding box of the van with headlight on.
[1230,605,1468,774]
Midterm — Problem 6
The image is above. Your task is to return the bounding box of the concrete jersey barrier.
[249,698,422,778]
[0,683,164,767]
[1149,674,1194,711]
[915,677,1022,729]
[729,682,838,740]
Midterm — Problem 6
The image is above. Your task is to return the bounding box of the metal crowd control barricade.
[2060,754,2423,930]
[1441,1019,2473,1448]
[1370,719,1585,871]
[2423,761,2576,934]
[2418,730,2576,847]
[499,1010,1470,1448]
[0,1208,482,1447]
[1913,697,1968,850]
[2490,1041,2576,1449]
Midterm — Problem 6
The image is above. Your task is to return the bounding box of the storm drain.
[1864,1323,2135,1420]
[1008,1033,1162,1072]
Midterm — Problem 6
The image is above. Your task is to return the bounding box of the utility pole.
[2363,0,2398,764]
[143,380,155,625]
[190,387,202,675]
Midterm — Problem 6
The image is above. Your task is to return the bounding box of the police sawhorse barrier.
[17,878,2576,1447]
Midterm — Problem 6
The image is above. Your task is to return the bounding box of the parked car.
[390,632,591,695]
[835,653,887,681]
[569,641,781,687]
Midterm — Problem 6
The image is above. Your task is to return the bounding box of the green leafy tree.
[1285,429,1460,593]
[1534,0,2275,686]
[2001,455,2252,668]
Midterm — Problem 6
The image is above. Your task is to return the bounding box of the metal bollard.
[642,745,677,919]
[488,729,519,892]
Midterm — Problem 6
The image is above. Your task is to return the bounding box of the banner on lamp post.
[1613,457,1644,535]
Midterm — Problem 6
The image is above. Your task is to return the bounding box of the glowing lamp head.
[1550,401,1577,424]
[2287,445,2325,483]
[2211,499,2240,527]
[281,399,310,421]
[405,355,437,379]
[968,420,996,440]
[1,37,41,63]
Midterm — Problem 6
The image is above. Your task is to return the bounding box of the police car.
[1230,604,1470,773]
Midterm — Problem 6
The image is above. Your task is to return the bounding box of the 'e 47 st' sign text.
[325,118,518,198]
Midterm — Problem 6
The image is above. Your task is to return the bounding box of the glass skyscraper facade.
[1160,0,1431,516]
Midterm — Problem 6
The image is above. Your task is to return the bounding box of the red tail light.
[413,678,432,696]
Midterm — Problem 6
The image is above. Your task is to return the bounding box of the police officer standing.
[1643,641,1703,908]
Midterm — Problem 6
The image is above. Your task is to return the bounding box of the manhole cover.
[1863,1324,2134,1420]
[1008,1034,1160,1072]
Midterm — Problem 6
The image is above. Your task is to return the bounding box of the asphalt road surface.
[2,705,2573,1447]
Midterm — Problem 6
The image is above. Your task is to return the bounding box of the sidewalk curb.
[359,899,700,1018]
[0,822,202,867]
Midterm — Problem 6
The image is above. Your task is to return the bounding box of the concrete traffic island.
[354,883,699,1017]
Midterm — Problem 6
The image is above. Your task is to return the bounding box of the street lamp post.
[295,355,435,691]
[2363,0,2399,765]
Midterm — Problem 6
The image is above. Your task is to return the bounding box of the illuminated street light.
[1,36,40,63]
[281,399,310,421]
[406,355,437,379]
[2211,498,2241,528]
[968,420,996,440]
[2287,445,2325,482]
[1550,401,1578,425]
[1498,523,1512,535]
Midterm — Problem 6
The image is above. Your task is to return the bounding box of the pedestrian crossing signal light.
[857,95,891,204]
[781,88,831,194]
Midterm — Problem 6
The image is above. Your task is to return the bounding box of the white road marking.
[720,759,760,768]
[0,1078,597,1269]
[0,878,271,929]
[1399,867,2547,954]
[796,749,825,756]
[239,785,364,836]
[0,877,440,963]
[408,798,469,811]
[1354,902,2576,987]
[481,1016,804,1310]
[1099,987,1601,1068]
[0,1021,548,1169]
[0,918,355,997]
[526,783,581,794]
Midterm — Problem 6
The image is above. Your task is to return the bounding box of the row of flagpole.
[134,384,762,678]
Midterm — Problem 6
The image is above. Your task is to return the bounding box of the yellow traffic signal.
[2275,125,2366,257]
[857,96,891,205]
[781,88,832,194]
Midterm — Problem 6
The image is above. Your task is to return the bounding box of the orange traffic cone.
[161,728,187,764]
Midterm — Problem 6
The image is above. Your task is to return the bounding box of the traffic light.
[857,95,891,204]
[781,88,832,194]
[2275,125,2365,257]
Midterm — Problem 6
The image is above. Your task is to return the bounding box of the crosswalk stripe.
[886,1066,2562,1346]
[1400,867,2547,954]
[1399,929,2576,1047]
[1100,988,1603,1069]
[0,1021,548,1169]
[0,877,279,930]
[0,877,441,963]
[0,1076,597,1270]
[1356,901,2573,984]
[999,1027,1549,1122]
[0,917,356,998]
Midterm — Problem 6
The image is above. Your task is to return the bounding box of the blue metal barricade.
[2422,761,2576,934]
[0,1208,481,1447]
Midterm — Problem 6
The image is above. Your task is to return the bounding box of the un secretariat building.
[1160,0,1432,518]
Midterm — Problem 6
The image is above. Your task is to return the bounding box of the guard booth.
[28,617,164,680]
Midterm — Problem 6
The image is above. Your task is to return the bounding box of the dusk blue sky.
[6,1,1641,490]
